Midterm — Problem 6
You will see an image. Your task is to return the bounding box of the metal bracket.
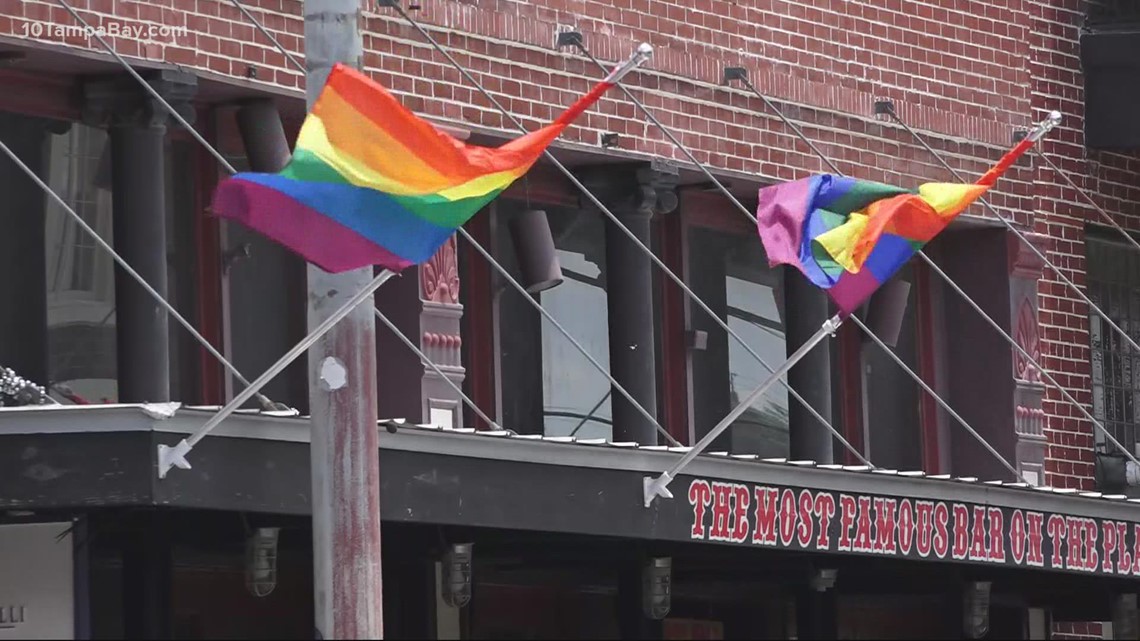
[556,29,584,48]
[643,473,674,507]
[722,67,748,84]
[874,99,895,116]
[157,439,193,479]
[375,0,400,7]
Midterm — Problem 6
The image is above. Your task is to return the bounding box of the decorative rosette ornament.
[0,365,51,407]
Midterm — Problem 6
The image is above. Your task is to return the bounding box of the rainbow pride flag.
[212,63,617,273]
[756,132,1039,316]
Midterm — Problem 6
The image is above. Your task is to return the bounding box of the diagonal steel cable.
[566,43,1017,479]
[377,1,867,461]
[373,307,513,434]
[58,0,523,435]
[724,73,1140,470]
[135,0,683,447]
[233,0,852,455]
[879,107,1140,468]
[1032,148,1140,255]
[53,0,285,411]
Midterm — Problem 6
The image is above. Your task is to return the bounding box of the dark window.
[858,264,923,471]
[687,226,789,457]
[0,112,203,404]
[492,201,616,438]
[1086,233,1140,453]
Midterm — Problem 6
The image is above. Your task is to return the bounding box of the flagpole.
[156,269,396,478]
[643,313,844,507]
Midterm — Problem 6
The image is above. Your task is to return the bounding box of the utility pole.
[305,1,384,638]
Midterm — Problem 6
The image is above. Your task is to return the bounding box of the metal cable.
[884,106,1140,383]
[53,0,282,411]
[228,1,681,446]
[383,3,865,461]
[572,39,1005,474]
[726,74,1140,470]
[881,106,1140,468]
[575,45,1015,477]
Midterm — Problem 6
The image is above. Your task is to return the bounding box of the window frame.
[1083,227,1140,455]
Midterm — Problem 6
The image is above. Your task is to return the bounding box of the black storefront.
[0,404,1136,639]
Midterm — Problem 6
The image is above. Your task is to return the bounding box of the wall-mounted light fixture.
[245,527,280,598]
[441,543,474,609]
[509,209,564,294]
[810,568,838,592]
[641,557,672,620]
[963,580,992,639]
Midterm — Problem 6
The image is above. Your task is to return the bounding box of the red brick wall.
[7,0,1140,491]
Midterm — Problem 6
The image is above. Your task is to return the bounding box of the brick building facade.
[10,0,1135,488]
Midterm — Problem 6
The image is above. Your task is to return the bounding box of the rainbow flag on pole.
[756,117,1055,315]
[212,62,631,273]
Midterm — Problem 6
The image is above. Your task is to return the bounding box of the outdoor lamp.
[441,542,474,608]
[245,527,280,598]
[509,209,563,294]
[641,556,672,620]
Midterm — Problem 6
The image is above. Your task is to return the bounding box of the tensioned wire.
[712,72,1140,471]
[223,0,859,456]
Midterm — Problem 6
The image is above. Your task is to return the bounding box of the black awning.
[3,404,1140,582]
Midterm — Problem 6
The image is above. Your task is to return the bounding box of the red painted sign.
[686,479,1140,576]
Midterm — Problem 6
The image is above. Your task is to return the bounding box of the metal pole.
[306,1,383,638]
[155,269,395,476]
[643,314,844,507]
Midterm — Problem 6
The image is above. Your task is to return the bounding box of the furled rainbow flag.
[756,113,1059,316]
[212,63,621,273]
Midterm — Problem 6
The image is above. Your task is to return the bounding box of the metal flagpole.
[643,314,844,506]
[221,0,612,442]
[67,0,633,448]
[69,0,510,440]
[566,37,1010,476]
[880,104,1140,375]
[305,1,383,637]
[156,269,395,477]
[380,1,869,464]
[721,71,1140,469]
[877,105,1140,468]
